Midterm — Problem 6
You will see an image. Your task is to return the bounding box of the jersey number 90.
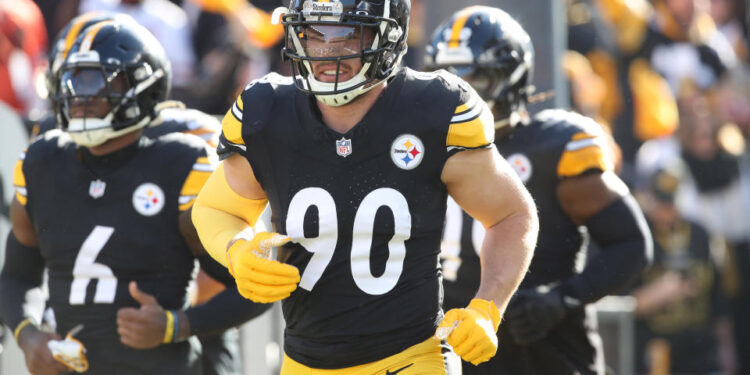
[286,187,411,296]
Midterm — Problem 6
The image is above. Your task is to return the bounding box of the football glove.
[437,298,502,365]
[227,232,300,303]
[47,325,88,373]
[505,287,575,345]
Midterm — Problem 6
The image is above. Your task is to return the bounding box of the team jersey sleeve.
[446,81,495,154]
[217,91,247,160]
[13,150,27,206]
[557,130,615,178]
[178,152,218,211]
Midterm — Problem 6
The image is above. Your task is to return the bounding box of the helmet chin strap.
[67,116,150,147]
[312,76,386,107]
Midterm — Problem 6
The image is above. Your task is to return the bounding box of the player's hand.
[505,288,569,345]
[116,281,167,349]
[436,298,502,365]
[17,326,69,375]
[227,232,299,303]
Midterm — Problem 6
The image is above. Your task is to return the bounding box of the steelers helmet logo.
[132,183,165,216]
[391,134,424,170]
[506,153,532,183]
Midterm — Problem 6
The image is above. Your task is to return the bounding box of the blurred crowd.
[1,0,749,373]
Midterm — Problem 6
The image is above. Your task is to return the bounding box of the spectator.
[79,0,198,89]
[0,0,47,116]
[632,166,736,375]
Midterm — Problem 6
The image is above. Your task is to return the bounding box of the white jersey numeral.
[287,188,338,291]
[440,197,484,282]
[69,226,117,305]
[287,188,412,295]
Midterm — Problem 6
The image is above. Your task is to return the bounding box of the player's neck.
[86,130,143,156]
[316,83,387,134]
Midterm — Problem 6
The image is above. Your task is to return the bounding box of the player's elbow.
[586,194,653,274]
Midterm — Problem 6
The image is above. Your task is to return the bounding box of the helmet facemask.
[278,0,407,106]
[59,52,163,147]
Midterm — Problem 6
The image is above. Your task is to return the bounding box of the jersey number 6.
[286,187,411,296]
[69,226,117,305]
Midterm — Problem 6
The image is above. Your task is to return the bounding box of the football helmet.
[274,0,410,106]
[58,20,171,147]
[46,11,137,107]
[425,6,534,128]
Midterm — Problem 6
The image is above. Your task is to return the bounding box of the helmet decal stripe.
[79,21,112,53]
[62,12,101,60]
[448,7,477,48]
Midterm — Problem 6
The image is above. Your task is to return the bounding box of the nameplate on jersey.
[391,134,424,170]
[336,137,352,158]
[132,183,165,216]
[89,179,106,199]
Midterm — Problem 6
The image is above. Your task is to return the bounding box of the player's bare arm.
[556,170,629,224]
[442,147,538,312]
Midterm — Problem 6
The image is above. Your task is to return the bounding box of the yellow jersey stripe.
[231,100,243,122]
[13,158,26,189]
[179,197,197,211]
[557,134,614,177]
[448,7,477,48]
[179,169,212,211]
[447,106,494,149]
[236,95,244,112]
[13,157,27,205]
[221,108,245,145]
[454,91,479,116]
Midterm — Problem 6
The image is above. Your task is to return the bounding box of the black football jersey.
[219,68,494,368]
[13,130,216,373]
[441,109,616,309]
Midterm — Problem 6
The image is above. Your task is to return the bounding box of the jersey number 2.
[69,226,117,305]
[287,187,411,296]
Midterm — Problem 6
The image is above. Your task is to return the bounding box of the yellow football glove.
[436,298,502,365]
[226,232,300,303]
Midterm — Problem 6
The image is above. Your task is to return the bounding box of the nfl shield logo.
[89,179,106,199]
[336,137,352,158]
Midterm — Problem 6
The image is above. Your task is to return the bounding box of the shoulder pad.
[149,107,221,145]
[221,73,295,146]
[535,110,615,178]
[440,71,495,150]
[151,131,210,154]
[25,129,75,162]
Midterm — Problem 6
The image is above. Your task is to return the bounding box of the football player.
[35,11,220,147]
[36,11,248,375]
[0,20,268,375]
[425,6,653,375]
[191,0,539,374]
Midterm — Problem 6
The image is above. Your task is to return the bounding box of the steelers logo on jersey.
[391,134,425,170]
[132,183,165,216]
[506,153,532,183]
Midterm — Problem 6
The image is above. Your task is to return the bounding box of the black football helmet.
[45,11,137,107]
[275,0,410,106]
[425,6,534,127]
[58,20,171,147]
